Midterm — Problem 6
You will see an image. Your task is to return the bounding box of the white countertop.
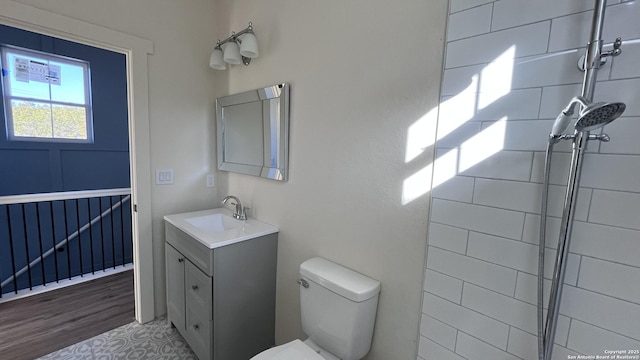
[164,208,278,249]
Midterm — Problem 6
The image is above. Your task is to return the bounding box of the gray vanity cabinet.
[165,222,278,360]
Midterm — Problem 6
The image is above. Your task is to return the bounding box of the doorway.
[0,2,154,324]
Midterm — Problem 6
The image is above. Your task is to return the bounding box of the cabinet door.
[166,244,186,330]
[185,260,213,360]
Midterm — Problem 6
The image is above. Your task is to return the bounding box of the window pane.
[52,104,87,139]
[11,100,53,138]
[2,46,92,142]
[50,61,87,105]
[7,53,52,101]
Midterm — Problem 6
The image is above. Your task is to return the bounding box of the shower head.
[550,97,626,140]
[575,102,626,132]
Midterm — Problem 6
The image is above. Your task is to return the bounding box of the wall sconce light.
[209,22,259,70]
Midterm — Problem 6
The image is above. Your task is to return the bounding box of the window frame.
[1,44,94,143]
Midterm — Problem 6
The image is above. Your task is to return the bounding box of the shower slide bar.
[537,1,626,360]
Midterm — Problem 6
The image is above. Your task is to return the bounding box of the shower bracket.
[549,133,610,144]
[577,37,623,71]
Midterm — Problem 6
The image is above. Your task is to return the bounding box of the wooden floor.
[0,270,135,360]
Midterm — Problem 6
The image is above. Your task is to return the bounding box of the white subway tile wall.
[420,314,458,350]
[567,320,640,357]
[419,1,640,359]
[447,4,492,41]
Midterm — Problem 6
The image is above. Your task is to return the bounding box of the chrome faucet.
[221,195,247,220]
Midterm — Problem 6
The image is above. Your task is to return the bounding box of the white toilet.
[251,257,381,360]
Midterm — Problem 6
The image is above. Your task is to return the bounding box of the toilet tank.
[299,257,381,360]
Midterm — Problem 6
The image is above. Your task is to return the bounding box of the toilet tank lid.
[300,257,381,302]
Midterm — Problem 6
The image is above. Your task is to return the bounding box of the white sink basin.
[184,213,244,233]
[164,208,278,249]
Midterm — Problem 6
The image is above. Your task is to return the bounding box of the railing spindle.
[88,198,95,275]
[36,203,46,287]
[7,205,18,294]
[99,197,105,271]
[63,200,71,280]
[120,195,125,266]
[109,196,116,269]
[21,204,33,290]
[75,199,83,277]
[50,201,59,283]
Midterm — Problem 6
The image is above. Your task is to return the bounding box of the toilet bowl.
[251,339,323,360]
[251,257,381,360]
[251,339,340,360]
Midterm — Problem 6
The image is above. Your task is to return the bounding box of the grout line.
[568,317,573,347]
[569,318,640,346]
[465,224,471,255]
[436,176,640,205]
[448,18,552,44]
[546,16,553,53]
[449,1,494,16]
[584,188,594,222]
[481,3,628,35]
[489,2,495,33]
[536,85,545,119]
[454,329,460,353]
[430,241,579,283]
[506,326,513,355]
[573,255,583,288]
[565,283,640,312]
[457,330,520,357]
[441,61,640,94]
[470,177,477,212]
[426,283,639,351]
[426,291,536,338]
[577,254,640,275]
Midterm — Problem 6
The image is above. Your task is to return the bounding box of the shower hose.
[537,140,554,360]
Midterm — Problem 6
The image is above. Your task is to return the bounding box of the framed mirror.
[216,83,290,181]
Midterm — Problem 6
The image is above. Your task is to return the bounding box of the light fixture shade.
[209,47,226,70]
[223,41,242,65]
[240,32,259,58]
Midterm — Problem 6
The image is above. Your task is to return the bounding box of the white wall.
[12,0,224,316]
[8,1,451,358]
[419,1,640,359]
[215,0,447,359]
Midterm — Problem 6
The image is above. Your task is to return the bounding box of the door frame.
[0,1,155,323]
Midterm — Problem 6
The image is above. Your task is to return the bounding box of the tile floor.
[37,317,196,360]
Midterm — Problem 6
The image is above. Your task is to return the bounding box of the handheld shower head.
[550,96,590,137]
[575,102,626,132]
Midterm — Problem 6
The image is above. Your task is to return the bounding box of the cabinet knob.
[178,258,184,263]
[193,324,199,330]
[192,285,199,291]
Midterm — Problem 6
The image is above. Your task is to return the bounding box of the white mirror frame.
[217,83,290,181]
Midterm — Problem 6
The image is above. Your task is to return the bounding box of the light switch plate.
[156,168,174,185]
[206,174,215,187]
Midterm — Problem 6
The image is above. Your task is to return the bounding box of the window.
[1,45,93,142]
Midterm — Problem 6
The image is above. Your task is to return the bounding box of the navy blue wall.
[0,24,130,196]
[0,25,131,296]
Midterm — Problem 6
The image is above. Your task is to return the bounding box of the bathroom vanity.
[164,208,278,360]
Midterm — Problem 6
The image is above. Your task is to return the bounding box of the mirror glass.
[216,83,289,181]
